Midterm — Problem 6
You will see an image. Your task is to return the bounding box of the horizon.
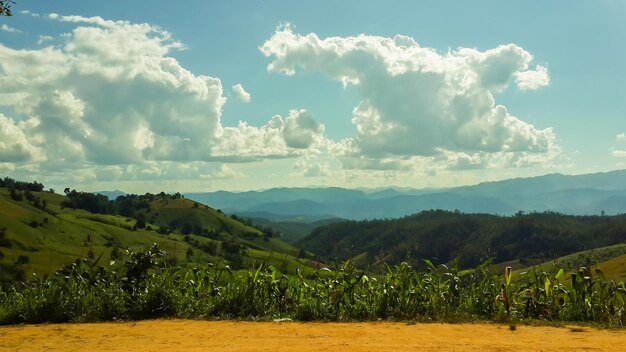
[1,1,625,194]
[94,168,625,195]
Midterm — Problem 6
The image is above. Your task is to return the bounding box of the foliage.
[299,210,626,268]
[0,0,14,16]
[0,177,43,192]
[1,247,624,326]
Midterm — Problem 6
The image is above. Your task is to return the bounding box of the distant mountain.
[185,187,366,213]
[185,169,626,220]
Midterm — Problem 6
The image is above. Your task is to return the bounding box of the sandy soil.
[0,320,624,352]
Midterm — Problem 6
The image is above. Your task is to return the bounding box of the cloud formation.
[0,15,326,184]
[261,26,558,170]
[211,109,327,159]
[0,16,561,189]
[232,83,251,102]
[1,24,21,33]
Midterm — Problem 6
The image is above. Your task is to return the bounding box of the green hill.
[298,210,626,270]
[506,243,626,281]
[0,181,311,282]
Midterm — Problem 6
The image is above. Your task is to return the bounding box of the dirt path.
[0,320,624,351]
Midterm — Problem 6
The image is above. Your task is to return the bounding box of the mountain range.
[185,170,626,220]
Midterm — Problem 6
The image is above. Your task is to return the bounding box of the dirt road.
[0,320,624,351]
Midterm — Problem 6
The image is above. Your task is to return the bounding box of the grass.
[511,244,626,281]
[0,189,305,280]
[598,254,626,282]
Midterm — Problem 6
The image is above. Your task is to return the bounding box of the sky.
[0,0,625,193]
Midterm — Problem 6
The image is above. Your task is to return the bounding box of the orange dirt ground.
[0,320,624,351]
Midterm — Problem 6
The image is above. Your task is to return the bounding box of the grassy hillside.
[506,244,626,281]
[0,186,309,281]
[598,253,626,281]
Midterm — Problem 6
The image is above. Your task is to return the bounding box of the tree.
[1,0,14,16]
[181,222,192,235]
[135,213,146,229]
[185,246,193,260]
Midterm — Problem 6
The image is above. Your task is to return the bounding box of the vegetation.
[0,246,624,326]
[1,177,625,327]
[299,210,626,269]
[0,0,14,16]
[0,178,305,282]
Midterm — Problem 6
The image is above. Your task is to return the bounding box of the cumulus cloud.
[1,24,21,33]
[232,83,251,102]
[516,65,550,90]
[0,114,43,162]
[282,109,325,148]
[261,26,558,170]
[0,15,328,185]
[617,132,626,142]
[211,109,327,159]
[0,16,562,189]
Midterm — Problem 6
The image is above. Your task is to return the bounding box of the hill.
[0,179,309,282]
[508,243,626,281]
[297,210,626,269]
[236,213,345,244]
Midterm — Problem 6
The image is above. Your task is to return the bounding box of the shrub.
[15,255,30,264]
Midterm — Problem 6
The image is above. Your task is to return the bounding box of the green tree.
[135,213,146,229]
[1,0,14,16]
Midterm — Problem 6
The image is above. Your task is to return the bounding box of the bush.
[15,255,30,265]
[0,228,11,248]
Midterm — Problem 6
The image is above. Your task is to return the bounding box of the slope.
[298,210,626,269]
[0,186,307,282]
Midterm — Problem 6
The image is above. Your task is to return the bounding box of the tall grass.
[0,245,624,326]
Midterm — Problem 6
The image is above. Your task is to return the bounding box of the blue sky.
[0,1,625,192]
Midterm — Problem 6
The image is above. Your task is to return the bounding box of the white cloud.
[0,15,329,185]
[282,109,325,148]
[200,164,245,179]
[0,114,43,162]
[516,64,550,90]
[37,35,54,45]
[261,26,558,172]
[612,150,626,158]
[211,109,327,159]
[21,10,40,17]
[617,132,626,142]
[1,24,21,33]
[0,16,563,189]
[48,13,114,28]
[232,83,251,102]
